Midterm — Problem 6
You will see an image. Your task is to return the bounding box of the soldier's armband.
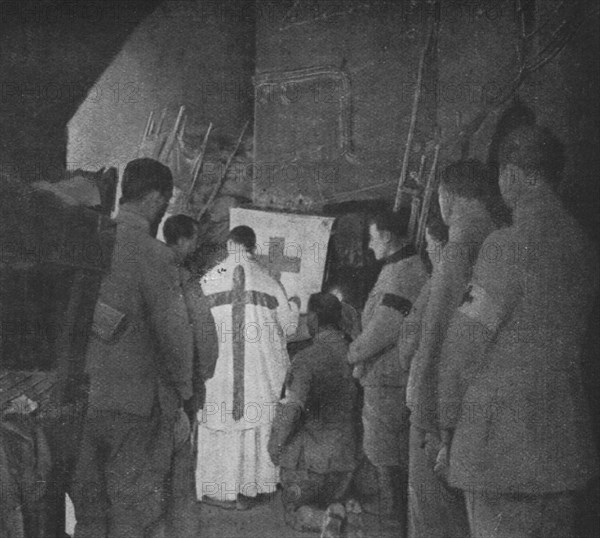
[458,284,501,332]
[91,301,128,342]
[381,294,412,316]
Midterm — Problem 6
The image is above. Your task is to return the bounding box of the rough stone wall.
[254,0,434,210]
[437,0,599,236]
[253,0,599,236]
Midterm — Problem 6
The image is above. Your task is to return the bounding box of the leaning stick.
[178,114,188,146]
[155,108,167,136]
[175,115,188,172]
[415,152,427,187]
[137,111,154,157]
[144,110,154,137]
[148,116,156,139]
[197,121,249,222]
[160,105,186,161]
[416,143,440,252]
[407,154,427,240]
[393,26,432,211]
[186,122,213,207]
[409,196,421,244]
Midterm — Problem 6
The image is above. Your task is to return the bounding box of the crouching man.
[269,293,362,537]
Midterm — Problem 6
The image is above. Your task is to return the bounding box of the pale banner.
[229,208,335,315]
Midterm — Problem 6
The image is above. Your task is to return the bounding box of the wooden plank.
[393,25,433,212]
[0,370,57,409]
[0,371,29,392]
[416,143,441,252]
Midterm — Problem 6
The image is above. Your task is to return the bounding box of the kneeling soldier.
[269,293,361,537]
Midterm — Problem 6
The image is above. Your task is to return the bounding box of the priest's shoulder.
[252,259,281,281]
[200,261,229,287]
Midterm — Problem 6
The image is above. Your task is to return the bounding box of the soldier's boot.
[284,504,327,532]
[345,499,365,538]
[320,503,346,538]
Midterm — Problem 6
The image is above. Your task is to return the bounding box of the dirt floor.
[67,490,400,538]
[199,490,401,538]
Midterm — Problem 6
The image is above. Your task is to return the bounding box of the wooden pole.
[407,154,425,241]
[186,122,213,208]
[416,143,440,252]
[408,195,421,242]
[160,105,186,162]
[144,111,154,137]
[393,26,432,212]
[137,111,154,157]
[148,115,156,139]
[155,108,167,136]
[197,121,249,222]
[178,114,188,145]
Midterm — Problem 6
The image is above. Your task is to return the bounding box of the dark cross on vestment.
[205,265,279,421]
[257,237,301,282]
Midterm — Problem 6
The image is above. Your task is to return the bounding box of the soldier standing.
[408,159,496,538]
[348,209,428,534]
[72,158,194,537]
[438,126,599,537]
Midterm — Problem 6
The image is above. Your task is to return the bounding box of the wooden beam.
[393,25,433,211]
[416,143,440,252]
[197,121,249,222]
[186,122,213,209]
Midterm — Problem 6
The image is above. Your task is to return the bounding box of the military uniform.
[440,184,599,537]
[347,245,427,529]
[403,279,474,538]
[172,268,219,536]
[270,327,359,532]
[348,246,427,466]
[407,205,494,538]
[73,208,194,538]
[179,267,219,415]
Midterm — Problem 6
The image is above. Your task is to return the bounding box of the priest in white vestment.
[196,225,300,509]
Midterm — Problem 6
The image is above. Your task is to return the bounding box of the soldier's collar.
[383,244,416,265]
[313,327,345,342]
[116,207,151,233]
[512,182,557,215]
[448,203,490,229]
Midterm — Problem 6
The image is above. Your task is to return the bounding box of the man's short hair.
[163,214,198,246]
[120,158,173,204]
[308,292,342,328]
[498,125,565,188]
[369,207,411,240]
[228,225,256,251]
[440,159,494,200]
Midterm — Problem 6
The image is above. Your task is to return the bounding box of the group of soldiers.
[266,123,599,538]
[70,123,598,538]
